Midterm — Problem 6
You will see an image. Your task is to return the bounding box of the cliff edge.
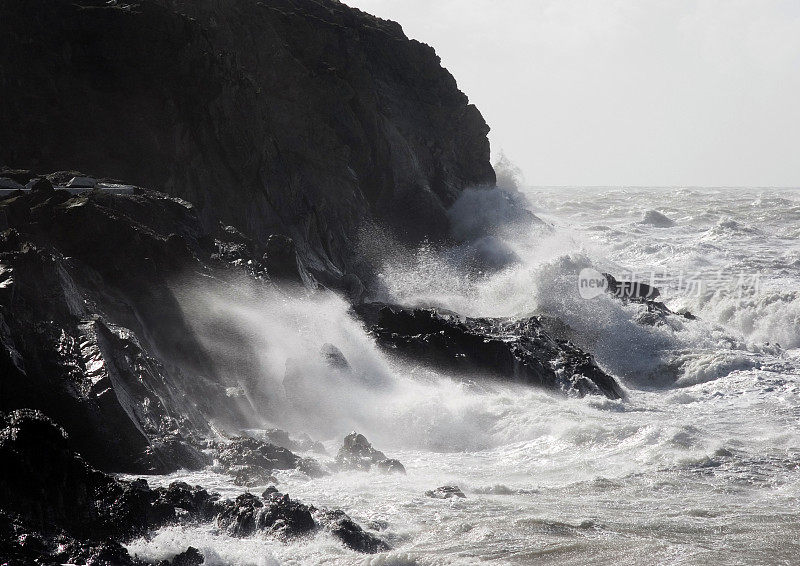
[0,0,495,281]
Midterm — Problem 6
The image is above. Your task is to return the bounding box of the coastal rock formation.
[336,432,406,474]
[603,273,696,324]
[0,181,301,472]
[0,0,495,280]
[425,486,466,499]
[0,410,388,562]
[357,303,626,399]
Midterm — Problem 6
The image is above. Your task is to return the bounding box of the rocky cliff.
[0,178,624,474]
[0,0,495,282]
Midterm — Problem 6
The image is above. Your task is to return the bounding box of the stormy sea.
[2,1,798,566]
[121,186,800,565]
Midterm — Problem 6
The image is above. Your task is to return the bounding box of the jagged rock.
[263,234,312,287]
[336,432,406,474]
[313,509,391,553]
[214,436,327,484]
[66,176,98,189]
[0,0,494,277]
[320,343,350,370]
[603,273,660,300]
[0,411,386,561]
[425,486,466,499]
[375,458,407,475]
[167,546,204,566]
[603,273,695,324]
[356,303,625,399]
[216,493,316,539]
[244,428,327,455]
[0,186,312,473]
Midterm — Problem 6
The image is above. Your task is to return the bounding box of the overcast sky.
[344,0,800,187]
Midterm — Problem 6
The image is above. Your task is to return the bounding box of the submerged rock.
[356,303,625,399]
[313,509,391,553]
[426,486,466,499]
[336,432,406,474]
[641,210,676,227]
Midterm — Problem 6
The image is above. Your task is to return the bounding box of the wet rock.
[169,546,204,566]
[641,210,676,227]
[215,436,326,484]
[375,458,407,475]
[0,187,265,473]
[320,343,350,370]
[262,486,280,498]
[336,432,406,474]
[603,273,660,300]
[356,303,625,400]
[244,428,327,455]
[216,493,315,539]
[314,509,391,553]
[298,457,330,479]
[425,486,466,499]
[263,235,311,287]
[603,272,695,324]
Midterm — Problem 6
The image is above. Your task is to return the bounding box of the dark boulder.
[425,486,466,499]
[336,432,406,474]
[356,303,625,399]
[603,273,660,300]
[603,273,696,324]
[214,436,327,485]
[168,546,204,566]
[216,493,316,539]
[313,509,391,553]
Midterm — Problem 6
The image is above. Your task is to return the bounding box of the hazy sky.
[344,0,800,187]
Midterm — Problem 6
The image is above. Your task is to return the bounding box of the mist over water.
[132,186,800,565]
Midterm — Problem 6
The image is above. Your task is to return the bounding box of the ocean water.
[127,187,800,565]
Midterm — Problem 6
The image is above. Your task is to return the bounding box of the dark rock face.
[0,410,388,562]
[0,184,276,472]
[217,493,315,539]
[213,436,327,485]
[425,486,466,499]
[357,303,626,400]
[313,509,391,553]
[336,432,406,474]
[0,410,217,564]
[0,0,495,279]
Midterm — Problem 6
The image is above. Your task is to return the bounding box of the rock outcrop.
[603,273,696,325]
[0,0,495,281]
[336,432,406,474]
[425,486,466,499]
[0,181,305,472]
[357,303,626,399]
[0,410,388,563]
